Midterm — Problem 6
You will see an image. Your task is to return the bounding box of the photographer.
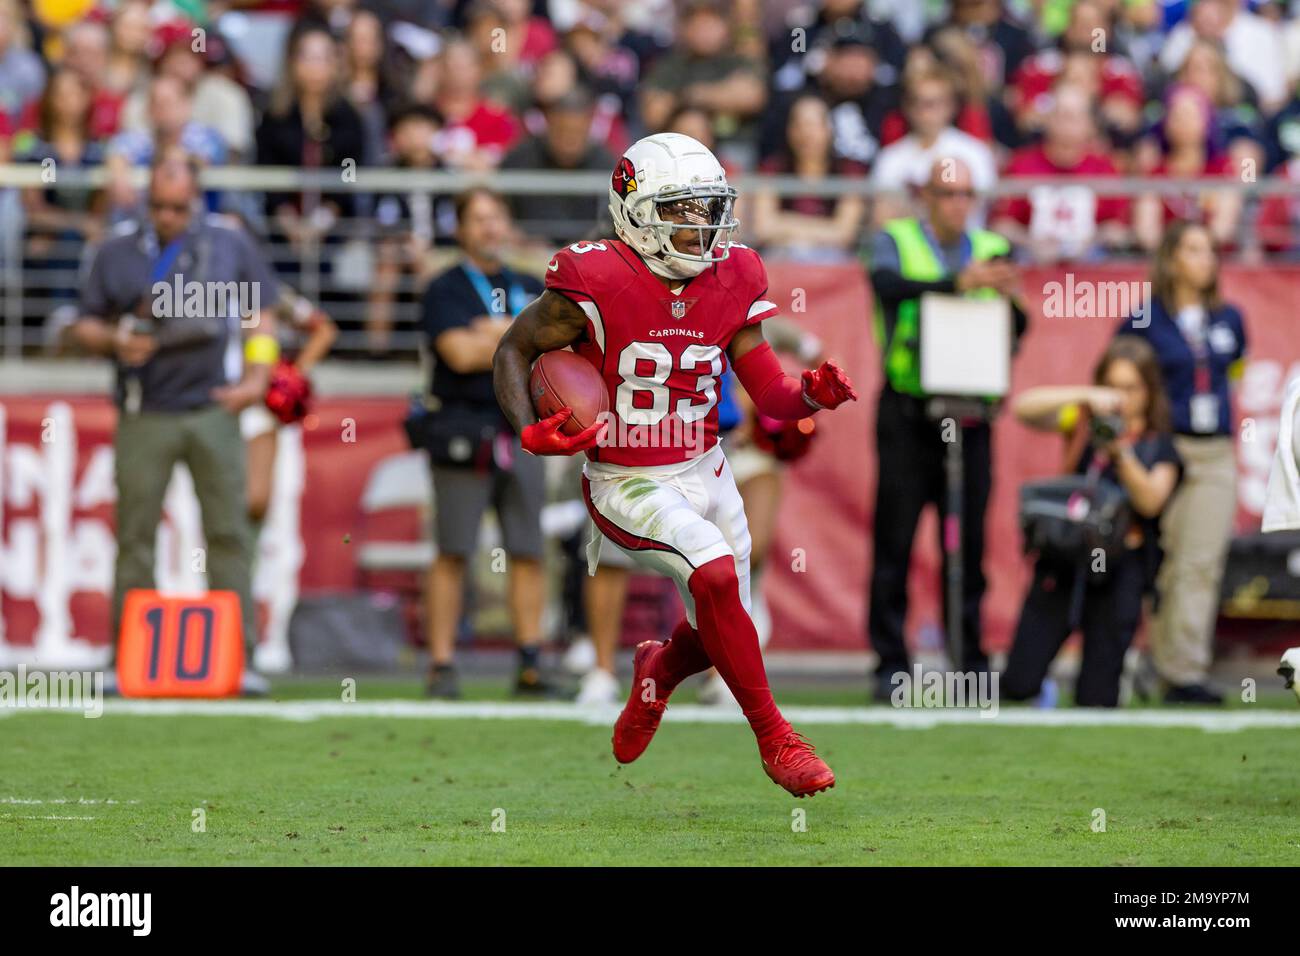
[1002,336,1182,708]
[417,187,548,699]
[71,157,279,689]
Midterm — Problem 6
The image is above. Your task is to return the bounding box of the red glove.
[801,360,858,410]
[264,360,313,424]
[520,407,606,456]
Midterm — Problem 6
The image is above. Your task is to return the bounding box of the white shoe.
[697,673,741,710]
[240,671,271,697]
[563,637,598,675]
[575,667,620,706]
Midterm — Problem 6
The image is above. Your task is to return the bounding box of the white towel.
[1262,376,1300,532]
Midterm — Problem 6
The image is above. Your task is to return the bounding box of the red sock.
[687,556,791,743]
[650,619,712,697]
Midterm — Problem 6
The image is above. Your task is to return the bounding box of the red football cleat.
[761,731,836,797]
[612,640,669,764]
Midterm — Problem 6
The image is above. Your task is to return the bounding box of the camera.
[1090,413,1125,443]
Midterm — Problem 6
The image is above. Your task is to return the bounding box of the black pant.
[1002,550,1146,707]
[868,386,991,674]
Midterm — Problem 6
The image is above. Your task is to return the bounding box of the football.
[529,349,609,436]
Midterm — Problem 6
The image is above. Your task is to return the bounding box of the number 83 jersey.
[545,237,778,466]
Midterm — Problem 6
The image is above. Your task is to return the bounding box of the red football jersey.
[545,238,778,465]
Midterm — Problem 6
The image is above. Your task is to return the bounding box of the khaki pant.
[112,404,255,655]
[1152,435,1236,686]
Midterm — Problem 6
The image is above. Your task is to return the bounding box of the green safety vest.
[872,217,1009,397]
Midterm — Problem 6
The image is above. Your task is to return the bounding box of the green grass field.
[2,679,1298,866]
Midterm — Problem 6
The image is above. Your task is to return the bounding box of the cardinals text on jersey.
[545,238,778,466]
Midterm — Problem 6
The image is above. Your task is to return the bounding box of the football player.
[493,133,857,797]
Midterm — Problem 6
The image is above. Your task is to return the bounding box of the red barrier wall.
[2,264,1298,663]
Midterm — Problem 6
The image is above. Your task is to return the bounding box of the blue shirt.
[1115,299,1246,437]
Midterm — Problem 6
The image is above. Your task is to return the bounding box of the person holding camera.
[71,157,279,690]
[416,187,548,699]
[1002,336,1182,707]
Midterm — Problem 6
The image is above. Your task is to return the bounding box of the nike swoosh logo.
[714,462,724,477]
[547,260,559,271]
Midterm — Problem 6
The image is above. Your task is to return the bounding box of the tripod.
[925,395,997,673]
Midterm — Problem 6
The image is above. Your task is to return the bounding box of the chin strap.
[642,250,710,280]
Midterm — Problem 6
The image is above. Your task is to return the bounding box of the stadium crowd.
[4,0,1300,353]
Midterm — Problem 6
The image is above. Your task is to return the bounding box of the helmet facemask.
[627,184,739,279]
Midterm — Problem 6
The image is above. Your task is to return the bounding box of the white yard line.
[3,698,1298,731]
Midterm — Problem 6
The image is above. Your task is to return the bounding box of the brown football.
[529,350,609,436]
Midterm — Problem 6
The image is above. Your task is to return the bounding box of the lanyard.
[462,262,530,317]
[1182,323,1214,396]
[150,236,186,285]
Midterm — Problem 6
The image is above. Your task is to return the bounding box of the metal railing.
[2,165,1297,361]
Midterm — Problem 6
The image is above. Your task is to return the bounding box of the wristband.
[1057,402,1080,433]
[245,333,280,366]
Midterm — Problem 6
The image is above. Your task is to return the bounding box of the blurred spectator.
[501,86,614,244]
[368,104,451,356]
[431,36,520,169]
[1170,36,1263,168]
[122,38,256,163]
[769,0,907,93]
[1266,64,1300,172]
[750,94,866,260]
[1133,85,1241,252]
[991,83,1130,262]
[762,21,896,170]
[296,0,359,37]
[870,66,997,227]
[728,0,767,63]
[639,0,766,155]
[1036,0,1159,40]
[15,69,105,316]
[256,26,367,249]
[923,23,1019,149]
[1159,0,1286,115]
[419,187,548,699]
[343,9,397,165]
[560,10,639,137]
[938,0,1037,94]
[0,0,46,128]
[466,0,532,114]
[106,74,228,217]
[1009,0,1144,143]
[62,20,119,139]
[103,0,153,120]
[494,0,559,67]
[1108,0,1166,76]
[525,47,628,156]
